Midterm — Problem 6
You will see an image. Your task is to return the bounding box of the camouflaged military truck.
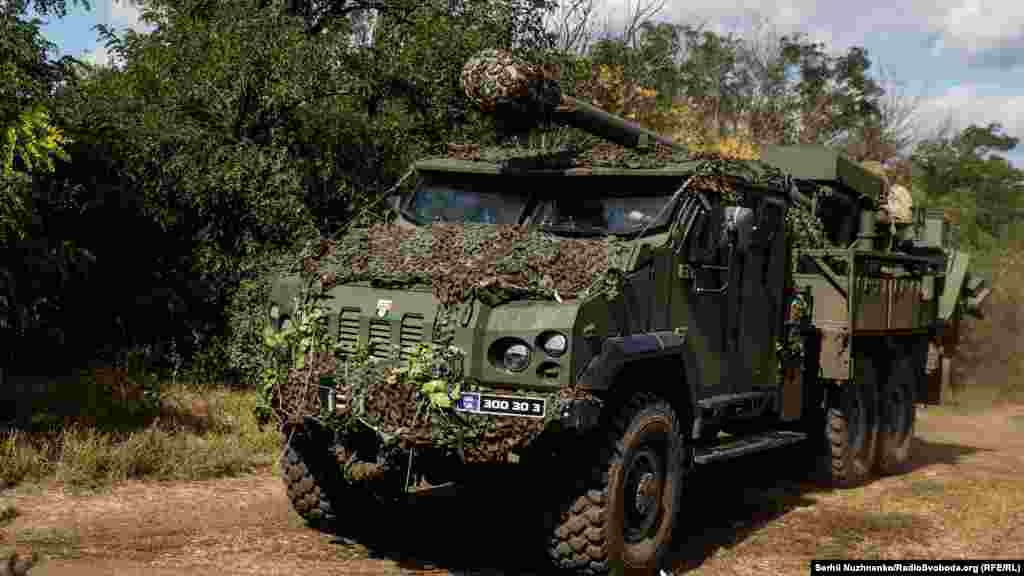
[263,50,951,575]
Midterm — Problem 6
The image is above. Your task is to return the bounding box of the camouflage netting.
[301,222,635,306]
[460,48,560,115]
[267,223,629,467]
[444,140,691,170]
[271,343,597,466]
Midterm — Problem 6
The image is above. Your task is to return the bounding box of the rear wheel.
[824,354,881,487]
[547,393,689,575]
[876,353,917,475]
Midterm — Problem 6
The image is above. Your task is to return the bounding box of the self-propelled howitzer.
[265,49,948,576]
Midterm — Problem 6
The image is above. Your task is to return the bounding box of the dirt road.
[3,403,1023,576]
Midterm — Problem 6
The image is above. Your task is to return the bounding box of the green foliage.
[0,4,78,241]
[2,105,71,175]
[21,0,563,383]
[911,122,1024,256]
[577,22,884,148]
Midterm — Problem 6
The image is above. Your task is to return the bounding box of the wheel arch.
[575,330,696,430]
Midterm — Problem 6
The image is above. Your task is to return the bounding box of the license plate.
[455,392,546,418]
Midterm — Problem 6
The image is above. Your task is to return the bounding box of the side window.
[686,205,723,264]
[757,201,783,246]
[685,204,731,293]
[756,198,786,285]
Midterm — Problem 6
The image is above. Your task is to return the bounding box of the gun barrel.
[461,49,682,151]
[553,96,680,149]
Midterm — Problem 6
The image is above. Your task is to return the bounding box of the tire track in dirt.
[3,403,1022,576]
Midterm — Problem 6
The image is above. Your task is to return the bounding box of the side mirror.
[752,199,784,246]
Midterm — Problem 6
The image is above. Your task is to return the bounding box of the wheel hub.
[624,447,664,543]
[888,384,908,432]
[635,472,658,515]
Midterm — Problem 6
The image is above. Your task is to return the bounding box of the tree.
[912,122,1024,252]
[27,0,562,376]
[0,0,85,240]
[839,65,924,164]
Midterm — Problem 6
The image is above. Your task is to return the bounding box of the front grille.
[368,319,391,360]
[336,309,431,362]
[400,314,425,360]
[337,308,360,352]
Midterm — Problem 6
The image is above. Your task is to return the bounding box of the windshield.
[403,175,529,225]
[536,195,676,236]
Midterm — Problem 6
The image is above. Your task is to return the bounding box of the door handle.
[693,264,729,295]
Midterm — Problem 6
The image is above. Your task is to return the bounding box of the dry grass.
[0,504,19,526]
[11,527,82,560]
[953,241,1024,407]
[671,403,1024,575]
[0,371,281,491]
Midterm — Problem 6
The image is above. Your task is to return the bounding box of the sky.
[36,0,1024,168]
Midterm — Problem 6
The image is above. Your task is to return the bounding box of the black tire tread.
[827,404,856,487]
[547,392,687,575]
[876,355,917,475]
[825,380,878,488]
[281,438,337,525]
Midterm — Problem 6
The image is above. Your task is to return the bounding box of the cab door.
[679,198,733,399]
[734,195,788,391]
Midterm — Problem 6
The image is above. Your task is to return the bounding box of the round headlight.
[269,305,280,322]
[541,332,568,357]
[503,343,531,372]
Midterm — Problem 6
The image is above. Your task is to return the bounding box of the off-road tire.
[824,359,880,488]
[281,436,340,527]
[876,353,916,475]
[547,392,689,575]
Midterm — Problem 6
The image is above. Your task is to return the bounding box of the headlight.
[269,305,280,322]
[503,343,531,372]
[540,332,568,357]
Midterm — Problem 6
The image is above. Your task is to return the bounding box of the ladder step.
[693,430,807,465]
[697,391,772,411]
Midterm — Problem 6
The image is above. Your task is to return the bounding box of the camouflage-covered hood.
[299,222,636,307]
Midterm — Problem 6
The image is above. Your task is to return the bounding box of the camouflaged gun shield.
[461,48,557,113]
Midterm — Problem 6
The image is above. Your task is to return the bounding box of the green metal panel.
[760,144,884,204]
[939,250,970,321]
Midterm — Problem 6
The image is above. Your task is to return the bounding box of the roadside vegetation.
[1,361,279,490]
[952,238,1024,408]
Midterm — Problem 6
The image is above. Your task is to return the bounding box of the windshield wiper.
[539,225,609,238]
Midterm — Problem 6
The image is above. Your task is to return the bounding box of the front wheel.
[281,436,341,527]
[548,393,690,575]
[282,430,407,537]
